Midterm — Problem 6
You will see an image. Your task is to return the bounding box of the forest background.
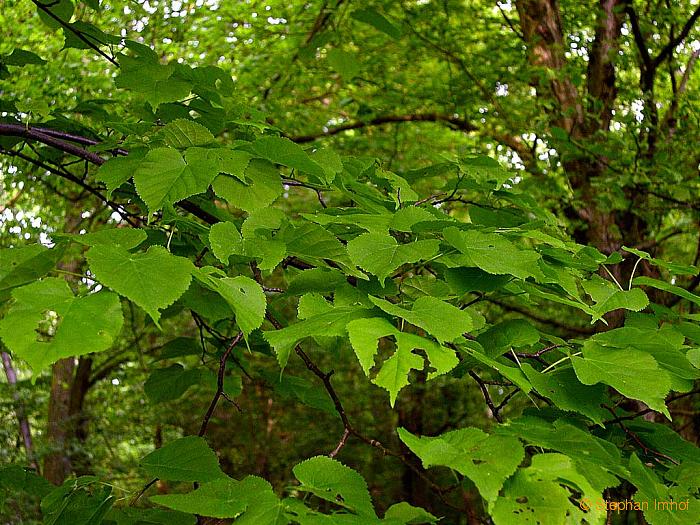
[1,0,700,524]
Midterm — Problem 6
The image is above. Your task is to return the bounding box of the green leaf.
[263,372,337,416]
[347,233,439,285]
[633,276,700,307]
[521,364,609,425]
[36,0,74,30]
[347,317,458,405]
[62,21,120,51]
[154,476,285,524]
[286,268,347,295]
[310,148,343,184]
[212,159,282,212]
[591,327,699,392]
[398,427,524,504]
[368,296,473,342]
[2,49,47,66]
[0,278,123,373]
[390,207,437,232]
[572,341,671,417]
[133,147,219,216]
[144,364,202,403]
[193,271,266,338]
[351,8,401,39]
[116,56,191,109]
[0,465,53,497]
[86,244,194,325]
[250,136,326,180]
[383,503,437,524]
[476,319,539,357]
[209,221,244,265]
[95,152,146,198]
[0,244,64,301]
[372,337,425,406]
[501,416,629,482]
[140,436,225,482]
[491,454,605,525]
[280,223,363,279]
[150,478,246,519]
[457,156,512,188]
[62,228,147,249]
[583,276,649,321]
[629,454,700,525]
[42,477,114,525]
[622,246,698,276]
[210,149,252,183]
[293,456,376,517]
[214,276,266,337]
[327,48,361,79]
[264,305,371,369]
[463,344,532,393]
[443,227,540,279]
[159,119,215,148]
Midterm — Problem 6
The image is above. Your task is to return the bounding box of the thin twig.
[469,371,503,423]
[198,332,244,437]
[602,404,679,465]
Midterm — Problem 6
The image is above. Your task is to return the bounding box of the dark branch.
[289,113,477,143]
[469,371,503,423]
[32,0,119,67]
[198,332,244,437]
[653,5,700,68]
[0,124,105,165]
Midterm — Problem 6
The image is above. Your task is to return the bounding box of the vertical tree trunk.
[44,358,75,485]
[43,210,88,485]
[2,349,38,471]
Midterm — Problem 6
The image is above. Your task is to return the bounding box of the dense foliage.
[1,1,700,524]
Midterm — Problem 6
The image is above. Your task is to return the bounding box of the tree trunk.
[44,357,76,485]
[2,349,38,471]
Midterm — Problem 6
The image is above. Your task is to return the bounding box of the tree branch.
[586,0,624,131]
[653,5,700,68]
[32,0,119,67]
[0,124,219,226]
[0,123,105,165]
[289,113,477,143]
[198,332,244,437]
